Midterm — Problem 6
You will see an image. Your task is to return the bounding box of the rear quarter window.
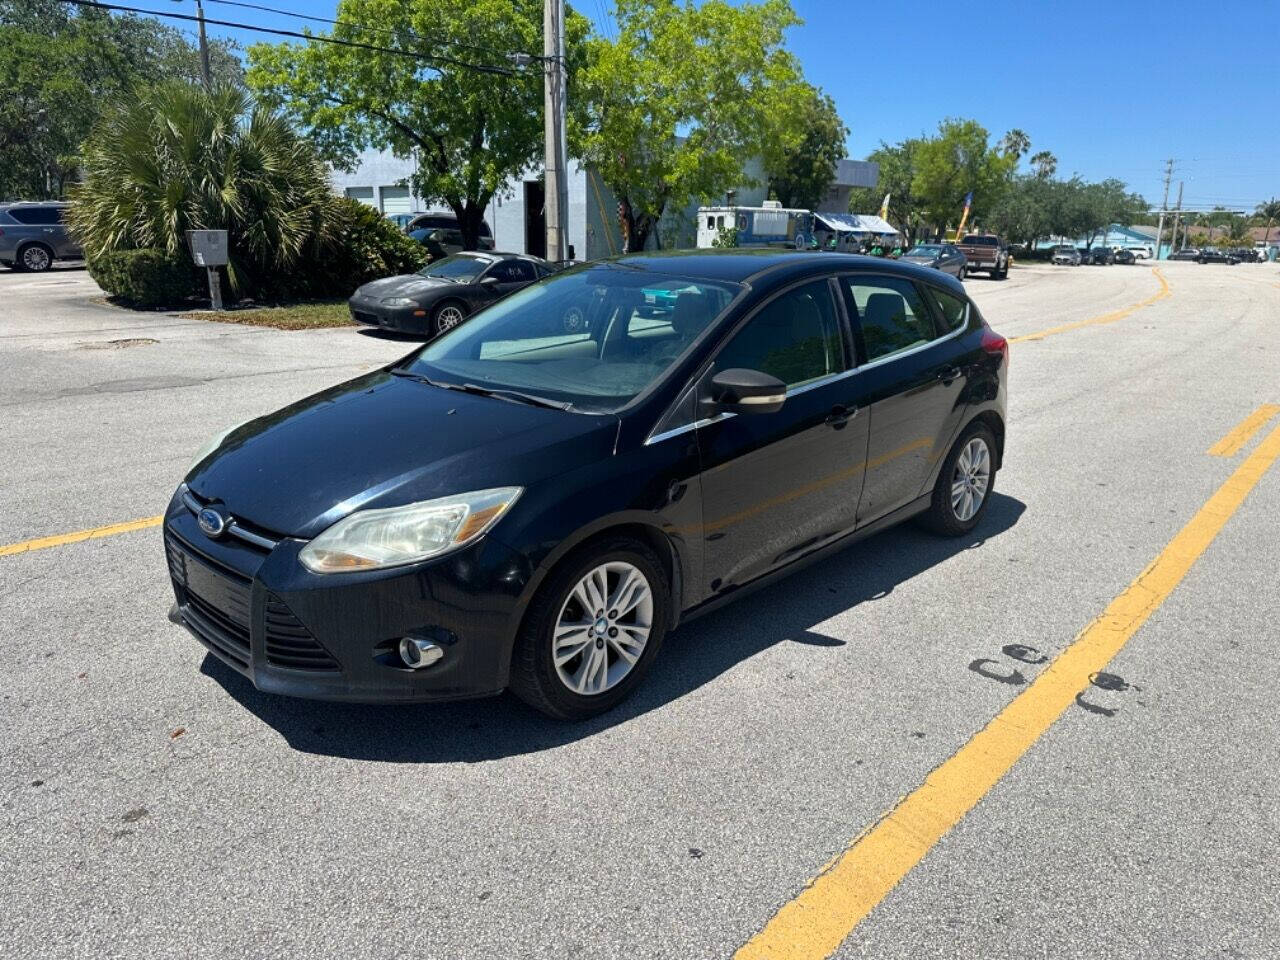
[925,287,970,334]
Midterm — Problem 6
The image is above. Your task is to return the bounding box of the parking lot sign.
[185,229,228,309]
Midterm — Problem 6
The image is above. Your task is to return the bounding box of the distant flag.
[879,193,891,220]
[955,191,974,239]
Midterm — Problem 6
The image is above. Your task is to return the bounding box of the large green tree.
[1256,198,1280,247]
[761,82,847,211]
[846,138,923,236]
[0,0,241,199]
[911,118,1017,232]
[577,0,800,252]
[248,0,587,250]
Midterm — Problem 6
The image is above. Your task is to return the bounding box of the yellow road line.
[735,418,1280,960]
[1009,266,1169,344]
[1208,404,1280,457]
[0,516,163,558]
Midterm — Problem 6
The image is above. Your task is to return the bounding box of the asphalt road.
[2,259,1279,959]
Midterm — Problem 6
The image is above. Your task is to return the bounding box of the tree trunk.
[451,199,487,251]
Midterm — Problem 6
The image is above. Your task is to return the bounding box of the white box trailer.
[697,200,815,249]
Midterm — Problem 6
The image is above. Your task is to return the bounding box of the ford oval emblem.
[197,507,227,538]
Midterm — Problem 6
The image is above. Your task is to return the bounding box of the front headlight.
[188,418,249,474]
[380,297,418,307]
[298,487,522,574]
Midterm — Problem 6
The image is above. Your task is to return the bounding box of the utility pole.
[1153,157,1173,261]
[543,0,568,262]
[196,0,212,89]
[1169,181,1184,253]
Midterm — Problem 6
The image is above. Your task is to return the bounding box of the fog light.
[399,637,443,669]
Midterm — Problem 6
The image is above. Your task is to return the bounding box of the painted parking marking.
[734,416,1280,960]
[1207,404,1280,457]
[1008,267,1169,344]
[0,515,163,558]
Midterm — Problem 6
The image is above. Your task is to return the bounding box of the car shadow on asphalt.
[201,492,1026,763]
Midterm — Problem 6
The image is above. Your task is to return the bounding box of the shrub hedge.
[86,249,202,308]
[86,197,428,308]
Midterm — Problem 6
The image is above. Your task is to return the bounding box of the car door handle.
[826,404,858,428]
[938,366,962,384]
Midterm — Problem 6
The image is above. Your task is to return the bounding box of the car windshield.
[906,245,942,256]
[399,264,742,413]
[418,255,489,281]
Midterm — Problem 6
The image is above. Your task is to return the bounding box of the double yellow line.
[735,404,1280,960]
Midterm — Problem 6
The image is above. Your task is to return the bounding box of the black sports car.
[349,253,552,337]
[1112,248,1136,265]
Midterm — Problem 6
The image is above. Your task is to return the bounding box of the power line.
[59,0,519,75]
[199,0,537,64]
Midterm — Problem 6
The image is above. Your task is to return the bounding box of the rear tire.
[919,422,997,537]
[16,243,53,272]
[509,537,670,721]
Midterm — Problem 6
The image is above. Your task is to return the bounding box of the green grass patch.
[185,301,352,330]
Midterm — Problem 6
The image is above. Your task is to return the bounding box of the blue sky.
[185,0,1278,214]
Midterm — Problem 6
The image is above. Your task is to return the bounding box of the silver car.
[0,201,83,272]
[1051,244,1082,266]
[899,242,968,278]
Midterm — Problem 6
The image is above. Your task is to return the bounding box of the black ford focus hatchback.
[166,251,1007,720]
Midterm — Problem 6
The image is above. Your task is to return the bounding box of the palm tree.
[1256,198,1280,248]
[67,83,335,294]
[1030,150,1057,178]
[999,129,1031,159]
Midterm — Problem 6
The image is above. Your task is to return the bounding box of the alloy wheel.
[552,561,653,696]
[22,246,51,271]
[436,304,465,331]
[951,437,991,522]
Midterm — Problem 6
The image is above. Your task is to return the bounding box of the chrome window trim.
[643,366,861,446]
[839,273,969,372]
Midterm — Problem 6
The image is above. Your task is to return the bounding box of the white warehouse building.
[330,150,878,260]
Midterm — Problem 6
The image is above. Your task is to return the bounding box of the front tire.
[430,300,467,337]
[509,537,670,720]
[920,422,997,537]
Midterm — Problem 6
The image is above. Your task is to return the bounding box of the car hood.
[900,255,939,266]
[187,370,619,538]
[352,274,467,300]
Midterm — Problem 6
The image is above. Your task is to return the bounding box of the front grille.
[352,310,379,325]
[167,533,253,669]
[264,594,339,672]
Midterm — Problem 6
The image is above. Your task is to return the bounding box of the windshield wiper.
[391,370,572,410]
[458,382,573,411]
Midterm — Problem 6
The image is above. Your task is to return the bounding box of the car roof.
[0,200,68,207]
[595,250,967,294]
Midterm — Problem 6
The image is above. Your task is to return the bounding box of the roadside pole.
[1169,181,1183,253]
[543,0,568,263]
[196,0,212,89]
[1153,157,1173,260]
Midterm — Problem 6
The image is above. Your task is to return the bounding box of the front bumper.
[347,296,431,335]
[164,493,532,703]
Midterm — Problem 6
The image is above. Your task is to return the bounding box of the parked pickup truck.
[955,233,1010,279]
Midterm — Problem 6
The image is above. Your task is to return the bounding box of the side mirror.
[704,368,786,415]
[480,275,501,286]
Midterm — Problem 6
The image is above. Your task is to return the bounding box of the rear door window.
[843,276,938,362]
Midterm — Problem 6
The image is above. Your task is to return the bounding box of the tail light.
[981,325,1008,367]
